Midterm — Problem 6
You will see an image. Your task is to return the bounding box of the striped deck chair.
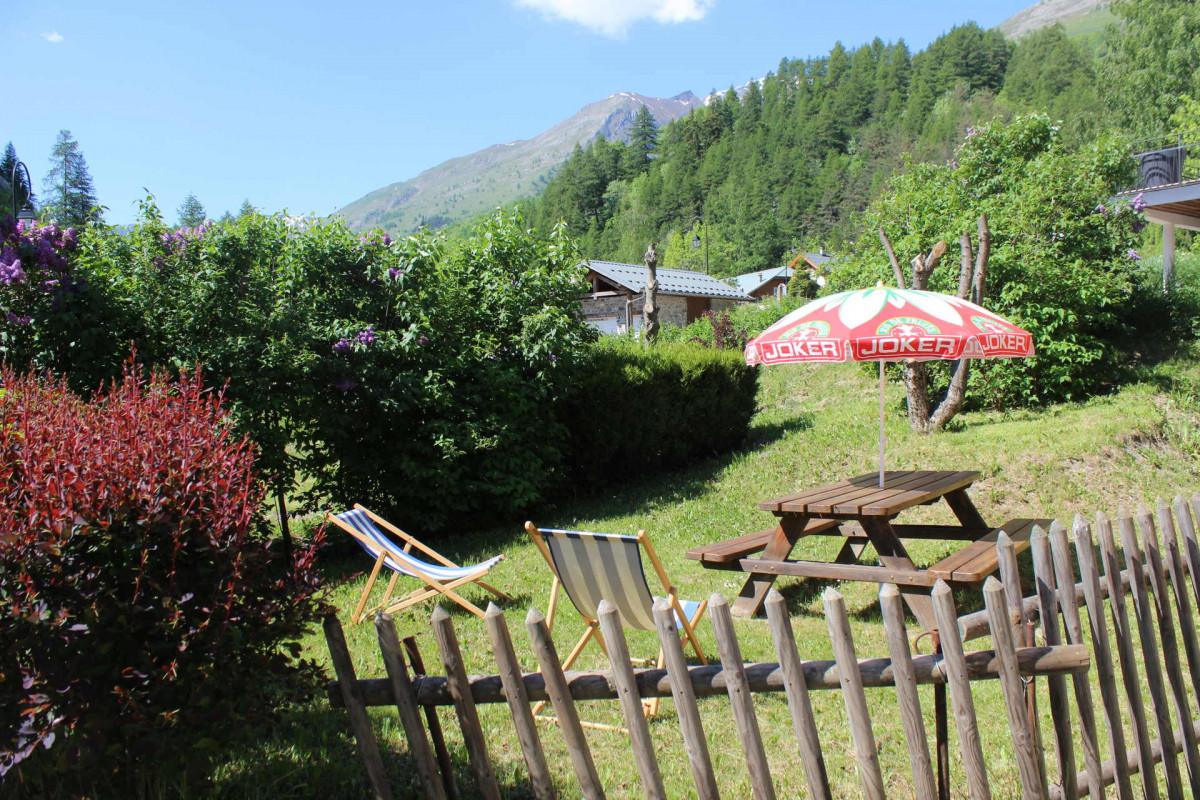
[525,522,708,723]
[327,505,511,622]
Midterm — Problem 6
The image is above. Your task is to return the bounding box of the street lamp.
[11,161,35,225]
[691,216,709,274]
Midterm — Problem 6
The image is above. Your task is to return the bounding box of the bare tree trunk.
[926,216,990,431]
[884,221,991,433]
[902,241,947,431]
[972,214,989,305]
[643,242,659,346]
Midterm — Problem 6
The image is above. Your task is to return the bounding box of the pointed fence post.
[824,588,886,800]
[597,600,666,800]
[709,594,776,800]
[653,597,719,800]
[1047,521,1103,800]
[525,607,606,800]
[983,577,1048,800]
[1074,515,1134,800]
[1119,512,1184,798]
[1100,513,1159,799]
[879,584,938,799]
[432,606,502,800]
[1137,505,1200,795]
[323,615,394,800]
[375,614,447,800]
[483,604,556,800]
[1031,527,1076,799]
[931,581,992,800]
[764,590,831,800]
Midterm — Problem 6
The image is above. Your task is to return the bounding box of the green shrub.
[557,339,759,485]
[661,296,802,348]
[296,213,595,529]
[1124,251,1200,343]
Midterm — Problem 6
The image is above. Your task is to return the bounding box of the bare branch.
[972,215,990,305]
[879,229,906,289]
[911,240,946,290]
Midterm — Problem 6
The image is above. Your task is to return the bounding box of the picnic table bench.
[687,470,1051,630]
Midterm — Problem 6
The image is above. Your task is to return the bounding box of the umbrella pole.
[879,360,885,489]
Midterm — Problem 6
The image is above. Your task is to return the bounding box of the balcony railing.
[1127,128,1200,191]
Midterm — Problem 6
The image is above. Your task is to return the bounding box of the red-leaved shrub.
[0,361,326,790]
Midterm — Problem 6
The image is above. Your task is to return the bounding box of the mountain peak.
[338,91,702,235]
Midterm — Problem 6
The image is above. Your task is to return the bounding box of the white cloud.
[42,31,64,43]
[514,0,713,37]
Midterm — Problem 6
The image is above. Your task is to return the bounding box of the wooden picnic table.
[686,470,1050,630]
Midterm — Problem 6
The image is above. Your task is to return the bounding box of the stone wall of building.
[581,293,690,333]
[581,293,752,334]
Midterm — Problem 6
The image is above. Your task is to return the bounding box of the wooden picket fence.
[324,495,1200,799]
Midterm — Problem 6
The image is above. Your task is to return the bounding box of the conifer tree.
[238,199,256,217]
[177,192,207,227]
[43,130,99,227]
[629,105,659,167]
[1,142,35,217]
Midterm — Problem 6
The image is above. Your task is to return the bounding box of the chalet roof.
[583,260,753,301]
[732,266,793,295]
[800,251,834,269]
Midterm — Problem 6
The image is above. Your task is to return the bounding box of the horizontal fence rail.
[326,645,1088,709]
[324,492,1200,800]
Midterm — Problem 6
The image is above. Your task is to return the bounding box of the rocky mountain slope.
[997,0,1111,38]
[338,91,702,234]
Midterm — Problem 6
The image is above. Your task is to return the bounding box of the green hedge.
[558,340,759,485]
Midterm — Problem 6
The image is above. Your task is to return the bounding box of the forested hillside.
[520,21,1102,277]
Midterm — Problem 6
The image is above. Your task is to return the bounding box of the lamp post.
[691,216,709,274]
[11,161,35,225]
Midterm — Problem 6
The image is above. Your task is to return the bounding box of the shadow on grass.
[208,697,554,800]
[745,412,816,448]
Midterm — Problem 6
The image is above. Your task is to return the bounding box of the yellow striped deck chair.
[525,522,708,723]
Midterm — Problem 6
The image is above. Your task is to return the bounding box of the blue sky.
[7,1,1035,224]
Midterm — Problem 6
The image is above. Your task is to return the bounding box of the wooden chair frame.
[526,522,709,726]
[327,505,512,622]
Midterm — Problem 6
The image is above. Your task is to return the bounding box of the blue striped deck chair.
[327,505,511,622]
[525,522,708,721]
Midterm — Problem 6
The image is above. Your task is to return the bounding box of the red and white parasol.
[745,287,1034,486]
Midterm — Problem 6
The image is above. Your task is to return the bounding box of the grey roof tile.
[583,259,753,300]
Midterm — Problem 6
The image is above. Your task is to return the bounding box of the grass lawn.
[211,352,1200,798]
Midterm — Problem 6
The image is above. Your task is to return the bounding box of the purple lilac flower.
[1128,249,1142,261]
[549,354,558,362]
[388,266,403,281]
[333,338,353,354]
[332,378,359,392]
[382,234,392,246]
[965,126,978,138]
[417,336,429,345]
[0,258,26,285]
[1131,193,1147,213]
[355,326,376,346]
[1095,204,1108,215]
[6,312,30,326]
